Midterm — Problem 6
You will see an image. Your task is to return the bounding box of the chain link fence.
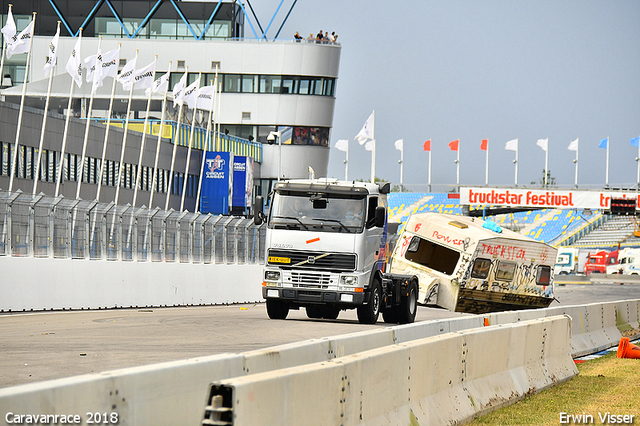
[0,190,266,265]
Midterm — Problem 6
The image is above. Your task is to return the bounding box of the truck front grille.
[290,271,331,289]
[267,249,356,272]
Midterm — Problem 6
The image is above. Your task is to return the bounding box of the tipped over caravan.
[389,213,557,314]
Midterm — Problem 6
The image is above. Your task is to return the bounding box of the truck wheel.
[306,306,323,319]
[382,308,398,324]
[357,279,381,324]
[266,299,289,320]
[397,280,418,324]
[322,308,340,320]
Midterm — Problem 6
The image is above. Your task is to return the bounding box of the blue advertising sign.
[232,156,254,213]
[200,151,233,214]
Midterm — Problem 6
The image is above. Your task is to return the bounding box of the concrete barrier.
[2,301,637,426]
[203,316,577,426]
[0,258,263,311]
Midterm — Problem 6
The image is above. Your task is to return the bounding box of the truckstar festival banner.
[460,187,640,211]
[200,152,234,215]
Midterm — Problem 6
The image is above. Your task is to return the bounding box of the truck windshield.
[269,193,366,232]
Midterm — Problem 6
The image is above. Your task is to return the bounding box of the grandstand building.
[0,0,340,211]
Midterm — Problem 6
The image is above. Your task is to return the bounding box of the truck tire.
[266,299,289,319]
[357,279,381,324]
[307,306,340,320]
[397,280,418,324]
[382,308,398,324]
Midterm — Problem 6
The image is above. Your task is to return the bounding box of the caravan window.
[471,258,491,279]
[536,265,551,286]
[404,236,460,275]
[495,262,516,281]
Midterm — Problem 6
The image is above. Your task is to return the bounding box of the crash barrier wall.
[0,190,266,264]
[1,302,636,426]
[203,316,577,426]
[0,258,263,311]
[487,299,640,357]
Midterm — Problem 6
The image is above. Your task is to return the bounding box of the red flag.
[423,140,431,151]
[481,139,488,151]
[449,139,459,151]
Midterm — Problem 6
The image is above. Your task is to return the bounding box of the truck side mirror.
[254,196,264,225]
[375,206,386,228]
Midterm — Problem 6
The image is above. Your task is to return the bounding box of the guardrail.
[0,190,266,264]
[2,300,638,426]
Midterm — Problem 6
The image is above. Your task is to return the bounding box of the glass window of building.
[281,76,296,94]
[259,75,281,93]
[298,78,311,95]
[149,19,177,39]
[224,74,241,93]
[242,75,257,93]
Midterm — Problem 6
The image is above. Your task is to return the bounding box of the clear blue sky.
[262,1,640,191]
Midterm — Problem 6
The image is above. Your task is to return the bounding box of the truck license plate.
[269,256,291,264]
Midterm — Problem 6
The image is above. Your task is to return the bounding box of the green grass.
[467,353,640,426]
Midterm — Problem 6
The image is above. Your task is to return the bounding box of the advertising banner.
[200,151,234,214]
[232,156,254,212]
[460,187,640,210]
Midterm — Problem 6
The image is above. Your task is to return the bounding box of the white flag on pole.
[196,85,215,112]
[568,138,579,151]
[355,112,374,144]
[6,19,34,58]
[536,138,548,152]
[100,48,120,79]
[172,73,187,108]
[505,138,518,151]
[65,35,83,88]
[364,141,374,151]
[84,54,97,83]
[117,56,137,91]
[394,138,404,152]
[146,71,170,96]
[1,6,16,41]
[335,139,348,152]
[42,25,60,77]
[183,79,200,109]
[132,58,156,90]
[91,49,104,94]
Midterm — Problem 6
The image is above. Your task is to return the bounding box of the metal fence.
[0,190,266,265]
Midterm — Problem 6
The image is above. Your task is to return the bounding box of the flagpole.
[195,68,218,212]
[33,21,60,196]
[149,62,171,209]
[165,70,187,211]
[8,12,36,192]
[0,4,12,90]
[95,45,121,202]
[76,36,103,200]
[114,50,139,206]
[428,150,432,192]
[133,55,158,208]
[216,81,222,151]
[636,136,640,189]
[514,142,519,186]
[345,143,349,181]
[485,141,489,186]
[181,73,202,211]
[370,110,375,183]
[399,144,403,188]
[605,136,610,187]
[456,142,460,189]
[544,139,548,186]
[56,29,82,197]
[574,143,579,189]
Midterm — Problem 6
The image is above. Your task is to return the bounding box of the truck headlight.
[265,271,280,281]
[341,276,357,286]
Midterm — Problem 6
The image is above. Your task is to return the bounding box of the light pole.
[268,131,282,181]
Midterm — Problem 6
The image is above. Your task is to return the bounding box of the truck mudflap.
[455,288,553,314]
[262,287,365,306]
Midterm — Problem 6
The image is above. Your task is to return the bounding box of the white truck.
[554,247,581,275]
[254,179,418,324]
[255,179,557,322]
[607,248,640,275]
